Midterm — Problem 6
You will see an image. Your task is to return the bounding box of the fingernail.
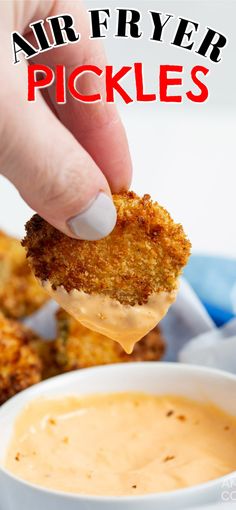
[68,192,117,241]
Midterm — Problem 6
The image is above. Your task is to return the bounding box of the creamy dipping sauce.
[43,280,177,353]
[5,393,236,496]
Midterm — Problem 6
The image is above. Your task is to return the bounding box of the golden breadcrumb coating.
[55,309,165,371]
[0,313,42,404]
[23,192,191,306]
[0,230,48,318]
[31,338,59,380]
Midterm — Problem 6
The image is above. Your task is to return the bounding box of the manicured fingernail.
[68,192,117,241]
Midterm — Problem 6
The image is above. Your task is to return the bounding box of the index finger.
[31,1,132,192]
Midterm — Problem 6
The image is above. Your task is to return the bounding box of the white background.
[0,0,235,257]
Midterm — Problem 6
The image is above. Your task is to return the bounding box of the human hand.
[0,0,132,240]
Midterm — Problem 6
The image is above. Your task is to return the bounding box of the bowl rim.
[0,361,236,503]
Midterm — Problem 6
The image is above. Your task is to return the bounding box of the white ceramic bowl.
[0,362,235,510]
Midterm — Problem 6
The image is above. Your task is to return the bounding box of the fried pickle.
[55,309,165,371]
[0,230,48,319]
[31,337,58,380]
[23,192,191,306]
[0,313,43,404]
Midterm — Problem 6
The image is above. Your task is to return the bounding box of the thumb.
[0,65,116,240]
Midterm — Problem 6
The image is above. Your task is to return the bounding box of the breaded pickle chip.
[0,230,48,318]
[23,192,191,306]
[0,313,42,404]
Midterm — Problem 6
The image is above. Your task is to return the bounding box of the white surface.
[120,107,236,258]
[0,363,236,510]
[1,107,235,257]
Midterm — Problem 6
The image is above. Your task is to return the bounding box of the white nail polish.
[68,193,117,241]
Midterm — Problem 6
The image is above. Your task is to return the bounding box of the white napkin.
[23,300,59,339]
[161,279,215,361]
[179,318,236,374]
